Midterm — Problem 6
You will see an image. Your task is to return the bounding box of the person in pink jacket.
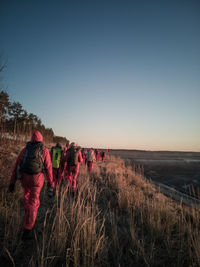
[57,142,70,185]
[8,130,53,240]
[59,142,83,195]
[81,148,87,165]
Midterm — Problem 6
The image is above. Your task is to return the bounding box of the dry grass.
[0,143,200,266]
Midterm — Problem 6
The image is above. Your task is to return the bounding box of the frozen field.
[109,149,200,198]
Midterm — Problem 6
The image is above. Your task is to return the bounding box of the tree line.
[0,59,69,144]
[0,90,68,144]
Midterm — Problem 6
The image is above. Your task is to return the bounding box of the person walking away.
[94,149,99,162]
[51,143,62,187]
[87,148,95,173]
[59,142,70,184]
[8,130,54,240]
[81,148,87,165]
[101,151,106,162]
[97,149,100,161]
[59,143,83,195]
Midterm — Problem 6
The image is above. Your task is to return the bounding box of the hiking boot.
[22,229,33,240]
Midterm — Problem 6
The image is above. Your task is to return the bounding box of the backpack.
[20,142,44,174]
[52,147,62,169]
[87,150,94,162]
[67,147,79,166]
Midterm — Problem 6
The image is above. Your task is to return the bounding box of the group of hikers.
[8,130,107,240]
[50,142,106,189]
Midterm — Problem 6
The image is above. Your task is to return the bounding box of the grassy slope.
[0,141,200,267]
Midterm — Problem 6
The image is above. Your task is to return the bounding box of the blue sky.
[0,0,200,151]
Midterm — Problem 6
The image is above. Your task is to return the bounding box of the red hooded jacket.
[10,131,53,185]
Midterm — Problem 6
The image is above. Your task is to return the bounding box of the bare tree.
[9,101,23,135]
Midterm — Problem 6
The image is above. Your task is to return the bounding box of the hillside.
[0,141,200,266]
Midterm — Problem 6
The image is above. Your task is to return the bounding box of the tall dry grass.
[0,147,200,266]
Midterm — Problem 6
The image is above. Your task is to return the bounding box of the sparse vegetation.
[0,142,200,267]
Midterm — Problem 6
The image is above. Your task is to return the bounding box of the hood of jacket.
[31,130,43,142]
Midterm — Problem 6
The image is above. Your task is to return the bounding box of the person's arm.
[78,151,83,163]
[43,147,53,186]
[10,148,25,185]
[9,148,25,192]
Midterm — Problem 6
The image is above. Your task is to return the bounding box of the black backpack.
[20,142,44,174]
[67,147,79,166]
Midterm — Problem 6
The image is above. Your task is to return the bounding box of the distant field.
[108,149,200,198]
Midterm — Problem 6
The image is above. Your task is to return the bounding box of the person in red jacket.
[81,148,87,165]
[8,130,53,239]
[57,142,70,185]
[59,142,83,194]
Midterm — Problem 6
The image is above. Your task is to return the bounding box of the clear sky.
[0,0,199,151]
